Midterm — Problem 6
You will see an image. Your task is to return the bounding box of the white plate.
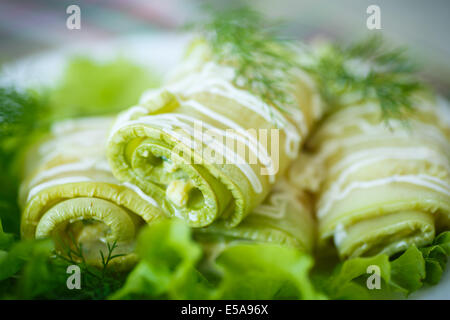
[1,32,448,300]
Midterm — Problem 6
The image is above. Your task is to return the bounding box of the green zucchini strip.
[20,117,164,268]
[194,178,316,258]
[107,41,323,228]
[294,96,450,259]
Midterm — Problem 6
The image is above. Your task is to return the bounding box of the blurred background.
[0,0,449,95]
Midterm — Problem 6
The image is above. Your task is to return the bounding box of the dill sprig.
[303,35,425,120]
[54,233,126,299]
[56,232,125,275]
[99,241,126,277]
[190,7,423,122]
[190,6,299,121]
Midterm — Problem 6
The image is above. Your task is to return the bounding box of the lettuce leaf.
[215,243,324,299]
[2,214,449,300]
[0,219,127,299]
[390,246,425,293]
[0,221,61,299]
[319,232,450,299]
[111,220,322,300]
[0,87,49,234]
[111,219,213,299]
[0,220,14,251]
[420,232,450,285]
[48,57,160,119]
[323,254,391,300]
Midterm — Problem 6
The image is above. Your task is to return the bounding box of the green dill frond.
[304,34,425,120]
[54,234,127,299]
[100,240,126,276]
[189,5,300,121]
[188,7,423,123]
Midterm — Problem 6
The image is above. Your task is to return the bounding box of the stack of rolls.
[19,38,450,268]
[18,40,324,268]
[107,40,323,229]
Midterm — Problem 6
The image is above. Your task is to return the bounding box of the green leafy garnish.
[390,246,426,293]
[303,35,425,120]
[0,87,48,151]
[0,56,162,299]
[111,219,322,300]
[420,232,450,285]
[0,87,48,234]
[0,57,160,234]
[111,219,212,299]
[48,56,160,119]
[53,236,127,300]
[215,243,324,299]
[189,6,300,119]
[191,7,423,122]
[0,219,127,300]
[317,232,450,299]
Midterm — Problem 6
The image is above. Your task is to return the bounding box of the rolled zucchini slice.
[295,96,450,259]
[194,178,316,257]
[107,40,323,228]
[20,117,164,269]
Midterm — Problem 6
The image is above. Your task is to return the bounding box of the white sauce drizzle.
[27,174,160,209]
[183,99,277,182]
[333,223,348,247]
[109,105,148,140]
[329,146,449,176]
[126,114,264,193]
[252,193,290,219]
[165,62,303,158]
[318,174,450,218]
[29,159,111,187]
[122,182,159,207]
[110,60,321,193]
[27,176,92,202]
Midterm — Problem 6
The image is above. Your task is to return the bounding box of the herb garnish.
[0,87,48,163]
[0,87,48,234]
[189,6,300,120]
[55,234,127,299]
[191,7,424,122]
[301,35,424,120]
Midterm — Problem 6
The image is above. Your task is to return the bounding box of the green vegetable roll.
[293,96,450,259]
[19,117,164,269]
[194,177,316,257]
[107,40,323,228]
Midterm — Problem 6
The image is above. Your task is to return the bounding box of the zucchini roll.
[294,96,450,259]
[107,41,323,228]
[194,178,316,256]
[19,117,164,268]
